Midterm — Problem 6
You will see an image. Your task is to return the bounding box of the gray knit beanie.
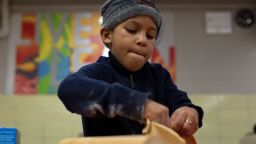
[101,0,162,33]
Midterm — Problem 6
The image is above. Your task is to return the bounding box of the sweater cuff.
[187,105,204,128]
[117,91,150,122]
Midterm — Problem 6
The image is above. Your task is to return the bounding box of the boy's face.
[101,16,157,72]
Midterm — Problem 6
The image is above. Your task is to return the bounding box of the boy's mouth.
[128,51,146,59]
[128,49,146,57]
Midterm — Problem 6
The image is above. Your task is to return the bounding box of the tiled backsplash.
[192,94,256,144]
[0,95,255,144]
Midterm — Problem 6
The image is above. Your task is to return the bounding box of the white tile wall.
[0,95,256,144]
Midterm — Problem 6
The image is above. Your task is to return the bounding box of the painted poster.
[13,12,103,94]
[151,47,176,81]
[15,14,38,94]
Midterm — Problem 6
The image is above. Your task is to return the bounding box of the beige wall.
[0,95,255,144]
[192,94,256,144]
[0,95,82,144]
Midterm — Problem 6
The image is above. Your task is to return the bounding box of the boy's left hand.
[168,106,199,138]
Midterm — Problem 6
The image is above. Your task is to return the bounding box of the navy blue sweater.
[58,52,203,136]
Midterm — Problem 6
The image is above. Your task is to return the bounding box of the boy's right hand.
[143,99,170,126]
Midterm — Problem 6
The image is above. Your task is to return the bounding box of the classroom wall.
[0,3,256,94]
[0,95,82,144]
[174,8,256,94]
[0,95,255,144]
[0,2,256,144]
[0,37,8,93]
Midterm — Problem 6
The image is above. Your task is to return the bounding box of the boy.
[58,0,203,138]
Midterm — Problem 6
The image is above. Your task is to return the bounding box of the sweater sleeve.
[57,64,150,122]
[163,69,204,127]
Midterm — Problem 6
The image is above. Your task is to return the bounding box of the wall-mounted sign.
[205,11,232,35]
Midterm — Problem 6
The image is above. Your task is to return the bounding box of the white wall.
[174,8,256,94]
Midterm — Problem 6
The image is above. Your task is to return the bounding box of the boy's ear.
[100,28,112,44]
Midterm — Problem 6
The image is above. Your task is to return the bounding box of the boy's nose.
[136,32,147,46]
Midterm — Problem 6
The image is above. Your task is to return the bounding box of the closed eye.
[146,34,155,40]
[126,28,137,34]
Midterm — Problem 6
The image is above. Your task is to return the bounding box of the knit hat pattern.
[101,0,162,31]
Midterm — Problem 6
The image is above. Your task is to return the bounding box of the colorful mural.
[14,12,103,94]
[13,12,175,95]
[15,14,38,94]
[151,47,176,81]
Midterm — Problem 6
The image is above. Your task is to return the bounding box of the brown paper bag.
[59,120,196,144]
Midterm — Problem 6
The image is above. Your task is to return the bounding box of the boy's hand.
[168,106,199,138]
[143,99,170,126]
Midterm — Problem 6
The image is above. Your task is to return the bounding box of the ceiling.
[9,0,256,5]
